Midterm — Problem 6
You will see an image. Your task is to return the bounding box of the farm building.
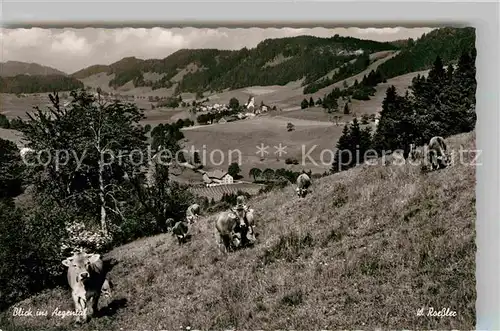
[202,170,234,186]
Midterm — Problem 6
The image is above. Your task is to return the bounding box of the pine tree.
[343,103,350,114]
[309,97,315,107]
[349,118,364,165]
[301,98,309,109]
[332,124,351,173]
[373,85,404,153]
[446,63,454,82]
[427,56,446,84]
[331,118,373,173]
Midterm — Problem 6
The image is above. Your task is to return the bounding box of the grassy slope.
[2,132,475,330]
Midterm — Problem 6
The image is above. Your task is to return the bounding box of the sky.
[0,27,434,74]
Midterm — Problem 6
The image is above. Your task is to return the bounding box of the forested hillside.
[315,27,475,109]
[68,27,474,100]
[0,75,84,94]
[305,27,475,96]
[71,35,398,93]
[331,47,476,172]
[376,27,475,79]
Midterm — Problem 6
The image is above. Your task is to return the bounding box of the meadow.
[0,131,476,330]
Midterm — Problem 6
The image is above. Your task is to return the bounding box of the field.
[0,132,475,330]
[175,67,429,182]
[181,116,344,180]
[189,182,265,201]
[0,128,24,148]
[0,93,54,120]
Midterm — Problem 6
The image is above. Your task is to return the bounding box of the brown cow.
[427,136,450,170]
[295,173,312,198]
[215,210,256,254]
[171,220,190,245]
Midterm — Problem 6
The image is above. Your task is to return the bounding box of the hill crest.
[0,61,67,77]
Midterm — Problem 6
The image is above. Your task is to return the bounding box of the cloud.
[51,30,91,55]
[1,27,434,74]
[355,27,402,35]
[3,28,50,48]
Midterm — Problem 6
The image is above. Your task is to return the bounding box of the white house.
[202,170,234,186]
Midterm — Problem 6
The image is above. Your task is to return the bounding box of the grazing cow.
[427,136,449,170]
[231,195,252,228]
[62,252,109,323]
[295,173,311,198]
[171,220,189,245]
[186,203,201,224]
[165,218,176,230]
[215,210,256,254]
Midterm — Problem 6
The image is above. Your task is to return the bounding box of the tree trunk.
[98,161,108,235]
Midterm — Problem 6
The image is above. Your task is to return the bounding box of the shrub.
[60,220,113,255]
[0,200,69,311]
[361,113,370,125]
[0,114,10,129]
[285,158,299,165]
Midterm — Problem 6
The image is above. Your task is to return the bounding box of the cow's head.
[62,252,101,283]
[438,152,451,167]
[296,187,307,198]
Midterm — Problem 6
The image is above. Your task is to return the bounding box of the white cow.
[62,252,110,323]
[427,136,450,170]
[186,203,201,224]
[295,173,312,198]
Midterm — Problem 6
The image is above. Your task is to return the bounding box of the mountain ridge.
[0,61,67,77]
[0,27,475,100]
[71,34,400,94]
